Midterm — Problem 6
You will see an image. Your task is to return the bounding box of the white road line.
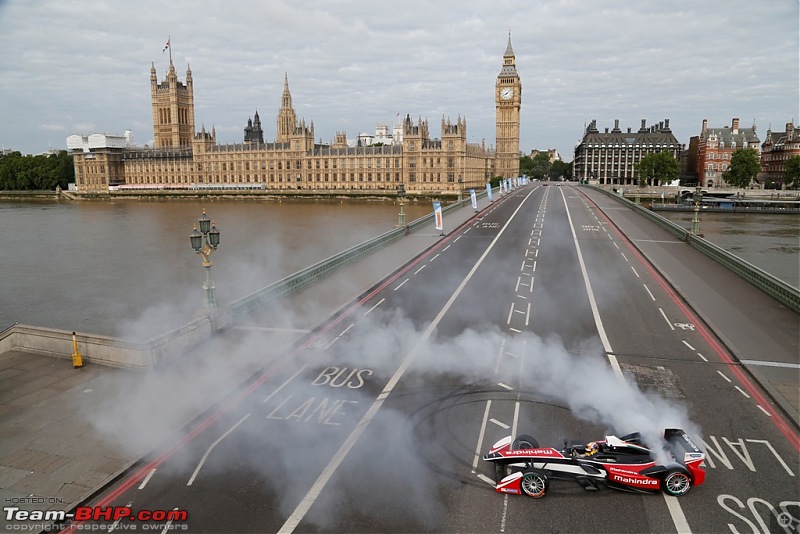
[529,276,534,293]
[454,235,462,242]
[613,241,620,249]
[108,502,132,532]
[187,413,251,486]
[472,400,493,472]
[756,405,773,417]
[682,340,696,351]
[509,327,522,333]
[630,265,640,278]
[740,360,800,369]
[414,264,426,275]
[532,260,537,272]
[643,284,656,301]
[659,308,675,330]
[363,297,385,316]
[494,339,506,374]
[734,386,751,399]
[498,382,513,390]
[138,469,156,490]
[506,303,515,325]
[429,253,440,262]
[717,371,732,383]
[535,248,539,258]
[520,260,526,271]
[697,353,708,362]
[505,351,520,359]
[340,323,354,336]
[477,473,496,486]
[562,188,693,534]
[490,418,510,430]
[279,189,537,534]
[525,302,531,326]
[621,252,629,262]
[536,238,540,246]
[746,439,792,475]
[160,509,180,534]
[443,244,451,251]
[394,279,409,291]
[263,365,308,403]
[511,402,521,445]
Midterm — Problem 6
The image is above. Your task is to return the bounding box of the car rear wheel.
[662,469,691,496]
[520,471,548,498]
[513,434,539,449]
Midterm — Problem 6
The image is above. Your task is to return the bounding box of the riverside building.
[67,38,524,194]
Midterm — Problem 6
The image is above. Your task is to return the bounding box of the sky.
[0,0,797,160]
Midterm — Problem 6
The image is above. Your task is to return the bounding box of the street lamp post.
[691,184,703,235]
[457,177,463,202]
[189,209,221,308]
[396,184,406,228]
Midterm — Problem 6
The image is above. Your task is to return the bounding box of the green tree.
[550,160,572,181]
[723,148,761,189]
[635,151,680,187]
[783,155,800,190]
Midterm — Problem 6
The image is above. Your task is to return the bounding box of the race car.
[483,428,705,498]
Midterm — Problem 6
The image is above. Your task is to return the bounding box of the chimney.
[605,127,609,133]
[639,119,647,133]
[702,119,708,133]
[732,117,740,134]
[627,127,631,133]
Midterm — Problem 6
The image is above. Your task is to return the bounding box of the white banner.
[486,182,493,201]
[433,201,443,232]
[470,189,477,210]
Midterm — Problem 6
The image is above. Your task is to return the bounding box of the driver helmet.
[585,441,599,456]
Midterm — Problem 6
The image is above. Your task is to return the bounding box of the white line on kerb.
[278,189,537,534]
[560,187,692,534]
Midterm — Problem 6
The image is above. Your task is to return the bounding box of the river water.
[1,198,796,338]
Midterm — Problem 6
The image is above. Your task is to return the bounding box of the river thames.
[1,197,797,338]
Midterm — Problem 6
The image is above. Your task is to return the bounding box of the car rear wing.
[664,428,705,465]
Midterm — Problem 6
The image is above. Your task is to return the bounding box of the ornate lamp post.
[691,184,703,235]
[396,184,406,228]
[190,209,220,308]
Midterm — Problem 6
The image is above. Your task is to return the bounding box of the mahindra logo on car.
[613,475,658,485]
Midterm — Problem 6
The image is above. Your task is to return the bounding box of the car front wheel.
[520,471,548,498]
[662,470,691,496]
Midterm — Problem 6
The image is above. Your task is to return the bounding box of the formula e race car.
[483,428,705,498]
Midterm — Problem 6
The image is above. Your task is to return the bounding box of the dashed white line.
[682,340,696,351]
[509,327,522,333]
[490,418,510,430]
[613,242,620,249]
[515,277,521,292]
[630,266,640,278]
[443,244,451,251]
[697,353,708,362]
[659,308,675,330]
[621,252,629,262]
[340,323,354,336]
[472,400,492,473]
[138,469,156,490]
[454,235,462,242]
[643,284,656,301]
[160,509,180,534]
[525,302,531,326]
[414,264,426,275]
[734,386,751,399]
[364,297,385,316]
[498,382,513,390]
[429,253,440,262]
[477,473,496,486]
[756,405,772,417]
[506,303,515,324]
[394,279,409,291]
[108,502,133,532]
[717,371,732,383]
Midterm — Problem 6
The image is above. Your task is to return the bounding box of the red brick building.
[695,118,760,187]
[760,122,800,188]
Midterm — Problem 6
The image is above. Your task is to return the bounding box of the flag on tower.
[163,39,170,53]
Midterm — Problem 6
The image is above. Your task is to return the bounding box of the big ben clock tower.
[496,33,521,179]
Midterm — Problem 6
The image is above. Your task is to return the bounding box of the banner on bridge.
[433,201,443,232]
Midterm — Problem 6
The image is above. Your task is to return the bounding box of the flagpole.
[168,35,172,63]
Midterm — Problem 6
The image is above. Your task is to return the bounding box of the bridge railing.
[228,188,492,322]
[586,185,800,313]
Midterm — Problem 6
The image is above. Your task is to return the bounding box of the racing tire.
[662,469,691,497]
[520,471,548,498]
[512,434,539,450]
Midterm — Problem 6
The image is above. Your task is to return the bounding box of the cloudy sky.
[0,0,797,160]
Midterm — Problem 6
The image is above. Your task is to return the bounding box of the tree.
[723,148,761,189]
[550,160,572,181]
[784,155,800,190]
[635,151,680,186]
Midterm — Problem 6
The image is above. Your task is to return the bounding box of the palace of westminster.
[67,38,522,193]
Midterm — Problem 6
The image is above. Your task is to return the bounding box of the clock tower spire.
[495,32,521,179]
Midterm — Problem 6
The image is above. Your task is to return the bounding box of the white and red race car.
[483,428,705,498]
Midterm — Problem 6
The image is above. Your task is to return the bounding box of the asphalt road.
[60,185,799,534]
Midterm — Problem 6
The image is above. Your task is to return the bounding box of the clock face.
[500,87,513,100]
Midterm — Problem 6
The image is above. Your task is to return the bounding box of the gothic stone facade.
[69,40,522,194]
